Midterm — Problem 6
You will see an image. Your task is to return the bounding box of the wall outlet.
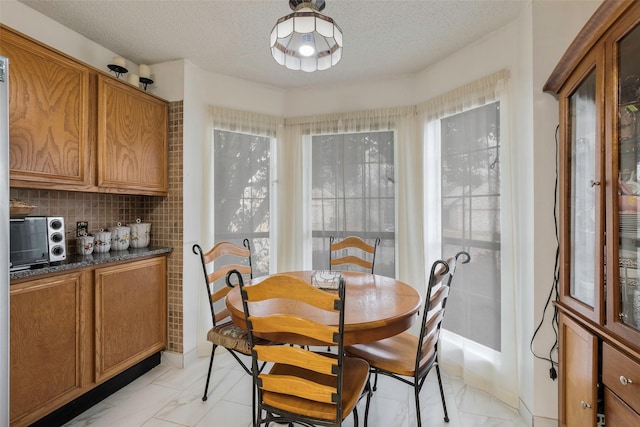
[76,221,88,237]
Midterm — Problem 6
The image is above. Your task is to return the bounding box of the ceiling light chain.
[270,0,343,72]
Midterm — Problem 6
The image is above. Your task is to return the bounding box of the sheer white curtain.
[198,107,284,351]
[419,70,520,406]
[203,106,284,250]
[280,108,425,287]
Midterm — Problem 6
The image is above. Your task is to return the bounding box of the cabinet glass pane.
[569,70,596,307]
[618,24,640,332]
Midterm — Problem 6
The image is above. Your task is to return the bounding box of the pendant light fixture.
[270,0,343,72]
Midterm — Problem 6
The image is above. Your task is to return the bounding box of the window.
[214,129,271,277]
[310,131,395,277]
[440,102,501,351]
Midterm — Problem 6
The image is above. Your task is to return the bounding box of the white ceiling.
[19,0,525,90]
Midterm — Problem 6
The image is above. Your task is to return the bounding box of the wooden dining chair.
[346,251,470,427]
[329,235,381,274]
[193,239,269,402]
[230,269,371,427]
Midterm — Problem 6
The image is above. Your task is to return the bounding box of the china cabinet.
[544,1,640,425]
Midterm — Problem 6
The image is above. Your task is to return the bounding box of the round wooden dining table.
[225,270,422,346]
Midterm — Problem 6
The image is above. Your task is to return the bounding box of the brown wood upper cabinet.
[0,25,92,188]
[0,25,168,196]
[97,76,168,195]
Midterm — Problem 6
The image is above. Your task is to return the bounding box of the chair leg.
[353,407,359,427]
[414,381,422,427]
[364,380,372,427]
[202,345,217,401]
[251,383,256,427]
[372,371,379,391]
[435,364,450,422]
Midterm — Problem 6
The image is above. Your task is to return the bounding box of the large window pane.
[311,131,395,277]
[214,129,270,277]
[441,102,501,351]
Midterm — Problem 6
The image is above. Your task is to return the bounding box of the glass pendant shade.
[271,1,343,72]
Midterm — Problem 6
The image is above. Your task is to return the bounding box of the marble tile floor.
[63,348,528,427]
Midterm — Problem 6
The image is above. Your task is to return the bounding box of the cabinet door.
[10,271,92,427]
[94,257,167,382]
[607,10,640,345]
[558,313,598,427]
[558,48,605,324]
[0,26,92,188]
[97,76,168,195]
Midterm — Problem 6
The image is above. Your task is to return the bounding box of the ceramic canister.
[128,218,151,248]
[110,222,130,251]
[93,228,111,253]
[76,233,94,255]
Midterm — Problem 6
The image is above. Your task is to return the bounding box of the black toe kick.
[30,352,162,427]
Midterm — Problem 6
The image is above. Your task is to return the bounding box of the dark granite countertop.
[10,246,173,281]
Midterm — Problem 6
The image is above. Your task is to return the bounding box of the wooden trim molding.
[544,0,635,94]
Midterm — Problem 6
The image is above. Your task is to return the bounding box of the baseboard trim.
[162,347,198,368]
[532,415,559,427]
[519,399,533,427]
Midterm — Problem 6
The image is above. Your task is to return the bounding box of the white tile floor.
[63,349,528,427]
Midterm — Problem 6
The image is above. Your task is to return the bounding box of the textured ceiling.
[19,0,525,90]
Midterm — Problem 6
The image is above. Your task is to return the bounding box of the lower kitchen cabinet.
[9,255,167,427]
[9,271,92,426]
[95,257,167,382]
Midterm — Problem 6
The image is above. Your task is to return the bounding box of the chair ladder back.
[208,263,251,284]
[192,240,257,404]
[415,252,471,372]
[428,283,450,310]
[254,345,339,375]
[209,284,232,304]
[250,315,338,344]
[205,238,252,264]
[242,274,339,311]
[233,270,349,423]
[330,235,381,274]
[418,328,439,368]
[331,255,374,271]
[415,259,450,372]
[259,373,338,404]
[193,239,253,328]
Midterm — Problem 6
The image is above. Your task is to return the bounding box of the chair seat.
[346,332,435,377]
[262,356,370,421]
[207,320,255,354]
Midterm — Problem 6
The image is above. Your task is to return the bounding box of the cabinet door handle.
[589,180,601,187]
[620,376,633,386]
[580,400,592,409]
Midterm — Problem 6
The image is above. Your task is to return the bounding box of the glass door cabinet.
[609,11,640,343]
[546,1,640,425]
[559,50,604,325]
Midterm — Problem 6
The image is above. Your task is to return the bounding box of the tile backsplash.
[9,188,159,253]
